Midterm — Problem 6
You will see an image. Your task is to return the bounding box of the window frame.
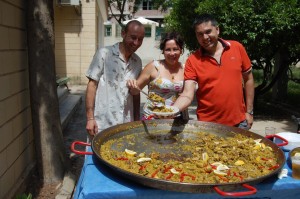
[142,0,153,10]
[104,25,112,37]
[144,26,152,37]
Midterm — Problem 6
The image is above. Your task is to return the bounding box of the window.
[116,24,122,37]
[105,25,112,37]
[145,26,152,37]
[155,27,164,40]
[142,0,153,10]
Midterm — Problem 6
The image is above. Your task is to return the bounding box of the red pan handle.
[213,183,257,197]
[265,134,288,146]
[71,141,93,155]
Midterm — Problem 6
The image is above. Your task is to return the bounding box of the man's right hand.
[86,119,98,137]
[126,79,140,95]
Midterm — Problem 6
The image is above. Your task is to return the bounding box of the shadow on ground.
[63,86,87,179]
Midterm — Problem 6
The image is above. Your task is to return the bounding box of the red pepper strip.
[268,164,280,170]
[139,164,147,171]
[146,115,154,120]
[180,173,196,182]
[218,175,229,182]
[227,170,231,176]
[163,165,172,173]
[261,157,273,161]
[175,168,182,172]
[116,157,128,161]
[233,172,244,181]
[151,169,160,178]
[166,173,174,180]
[180,173,184,182]
[206,164,216,173]
[210,164,217,170]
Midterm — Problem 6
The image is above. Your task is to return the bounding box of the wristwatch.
[246,110,254,115]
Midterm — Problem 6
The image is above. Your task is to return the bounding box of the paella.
[100,130,280,184]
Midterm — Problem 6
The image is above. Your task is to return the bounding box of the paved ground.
[61,85,298,198]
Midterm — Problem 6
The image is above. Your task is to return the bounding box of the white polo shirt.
[86,43,142,133]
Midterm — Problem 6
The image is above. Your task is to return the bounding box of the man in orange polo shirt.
[173,14,255,129]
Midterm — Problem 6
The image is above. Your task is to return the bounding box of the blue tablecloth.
[73,148,300,199]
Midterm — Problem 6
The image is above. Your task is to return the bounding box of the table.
[73,148,300,199]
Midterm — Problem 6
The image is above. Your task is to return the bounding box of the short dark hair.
[193,14,218,30]
[159,31,184,53]
[123,20,144,33]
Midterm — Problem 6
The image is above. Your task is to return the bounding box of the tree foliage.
[152,0,173,12]
[108,0,172,26]
[108,0,142,26]
[165,0,300,97]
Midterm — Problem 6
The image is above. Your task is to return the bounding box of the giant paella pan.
[72,119,287,197]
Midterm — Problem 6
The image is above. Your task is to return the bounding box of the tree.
[27,0,69,183]
[165,0,300,100]
[108,0,171,26]
[108,0,142,26]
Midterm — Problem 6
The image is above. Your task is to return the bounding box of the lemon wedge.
[125,149,137,156]
[265,146,273,151]
[253,144,261,150]
[137,157,152,163]
[256,156,261,162]
[211,162,222,167]
[294,152,300,157]
[202,152,209,162]
[170,168,179,174]
[254,139,262,144]
[216,164,229,171]
[234,160,245,166]
[213,170,227,176]
[138,152,145,157]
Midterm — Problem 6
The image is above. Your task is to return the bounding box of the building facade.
[0,1,34,198]
[0,0,107,198]
[55,0,108,85]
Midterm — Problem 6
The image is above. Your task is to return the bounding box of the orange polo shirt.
[184,39,252,126]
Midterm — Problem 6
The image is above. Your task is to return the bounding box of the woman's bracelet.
[87,117,95,121]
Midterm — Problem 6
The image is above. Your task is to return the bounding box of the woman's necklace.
[163,60,177,81]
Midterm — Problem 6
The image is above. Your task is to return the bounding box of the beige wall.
[0,0,35,198]
[0,0,107,197]
[55,0,107,85]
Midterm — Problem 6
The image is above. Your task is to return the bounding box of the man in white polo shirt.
[85,20,145,136]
